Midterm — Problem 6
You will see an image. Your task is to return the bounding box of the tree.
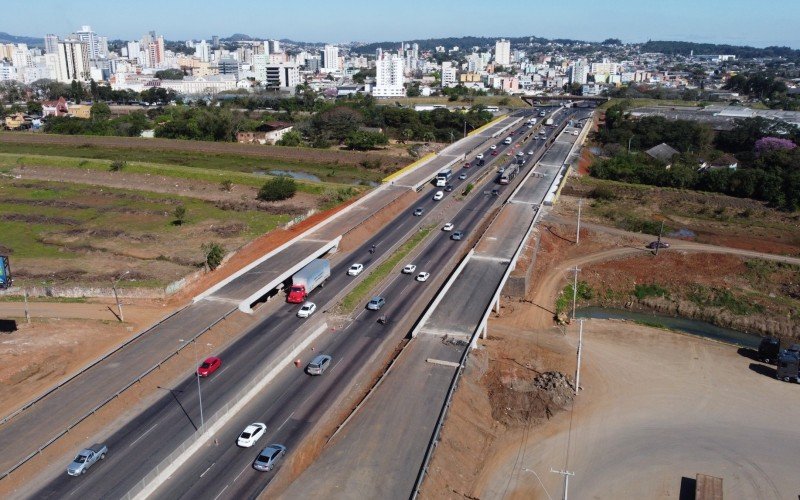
[257,176,297,201]
[90,102,111,122]
[155,69,185,80]
[69,80,85,103]
[312,106,363,143]
[172,205,187,225]
[109,160,127,172]
[344,130,389,150]
[406,82,422,97]
[202,242,226,270]
[26,101,43,115]
[276,130,303,146]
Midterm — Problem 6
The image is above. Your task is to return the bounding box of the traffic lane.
[0,299,233,475]
[33,303,311,498]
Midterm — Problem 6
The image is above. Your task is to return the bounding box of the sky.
[3,0,799,48]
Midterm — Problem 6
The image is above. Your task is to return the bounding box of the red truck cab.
[287,285,306,304]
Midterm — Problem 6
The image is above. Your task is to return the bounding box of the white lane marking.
[129,422,159,448]
[213,484,229,500]
[208,365,230,380]
[234,464,249,483]
[276,411,296,434]
[200,462,215,478]
[329,358,343,374]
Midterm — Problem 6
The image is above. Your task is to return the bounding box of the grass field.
[0,142,387,185]
[0,178,294,288]
[597,97,700,111]
[392,95,530,108]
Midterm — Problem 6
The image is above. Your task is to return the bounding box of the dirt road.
[473,320,800,500]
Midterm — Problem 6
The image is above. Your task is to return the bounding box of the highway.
[281,107,591,499]
[28,108,554,499]
[0,109,519,490]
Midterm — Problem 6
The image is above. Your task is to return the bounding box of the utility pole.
[627,135,633,154]
[550,468,575,500]
[463,120,467,138]
[655,221,665,256]
[576,198,582,245]
[575,319,583,395]
[571,266,581,321]
[179,338,204,430]
[24,288,30,324]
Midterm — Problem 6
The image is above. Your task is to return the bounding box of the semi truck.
[777,350,800,383]
[287,259,330,303]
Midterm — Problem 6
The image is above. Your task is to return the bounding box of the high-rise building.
[568,60,588,85]
[74,25,100,59]
[148,36,165,67]
[56,40,90,82]
[267,40,281,54]
[494,39,510,66]
[441,61,457,88]
[127,41,142,63]
[44,34,59,54]
[212,35,220,48]
[195,40,210,63]
[322,44,340,72]
[373,48,405,97]
[253,54,299,88]
[11,44,31,68]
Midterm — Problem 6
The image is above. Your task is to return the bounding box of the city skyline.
[2,0,799,48]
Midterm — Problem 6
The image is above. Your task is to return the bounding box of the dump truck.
[776,351,799,383]
[287,259,330,303]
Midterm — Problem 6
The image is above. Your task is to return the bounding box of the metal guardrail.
[1,307,237,481]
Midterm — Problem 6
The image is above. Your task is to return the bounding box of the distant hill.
[351,35,561,54]
[0,32,44,47]
[640,40,800,60]
[221,33,256,42]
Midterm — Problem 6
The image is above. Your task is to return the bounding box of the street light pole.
[179,338,204,430]
[576,198,582,245]
[575,319,584,395]
[571,266,581,321]
[550,468,575,500]
[112,270,129,322]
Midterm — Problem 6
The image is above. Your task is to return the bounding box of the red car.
[197,356,222,377]
[463,162,470,168]
[491,150,499,156]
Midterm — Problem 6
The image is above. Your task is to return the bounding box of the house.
[41,97,69,117]
[68,104,92,119]
[645,142,680,169]
[698,154,738,172]
[4,112,29,130]
[236,122,294,145]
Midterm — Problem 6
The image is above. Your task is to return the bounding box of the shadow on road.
[158,386,198,431]
[679,476,696,500]
[0,319,18,333]
[737,347,759,362]
[748,362,776,379]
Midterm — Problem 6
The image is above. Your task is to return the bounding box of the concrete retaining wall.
[503,231,541,298]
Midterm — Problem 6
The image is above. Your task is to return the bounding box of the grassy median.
[339,225,434,313]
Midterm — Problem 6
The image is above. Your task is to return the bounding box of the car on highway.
[445,184,454,192]
[451,231,464,241]
[490,145,497,150]
[476,153,484,160]
[297,302,316,318]
[572,130,579,136]
[366,296,386,310]
[442,222,454,231]
[491,151,498,156]
[527,124,533,129]
[237,423,267,448]
[402,264,417,274]
[491,189,500,196]
[498,166,505,173]
[253,444,287,472]
[463,162,471,168]
[458,173,467,180]
[197,356,221,377]
[646,241,670,249]
[528,150,534,155]
[347,263,364,276]
[67,444,107,476]
[413,207,424,216]
[306,354,332,375]
[433,190,444,201]
[416,272,430,282]
[478,159,485,166]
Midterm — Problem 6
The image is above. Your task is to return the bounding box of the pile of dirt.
[485,367,574,427]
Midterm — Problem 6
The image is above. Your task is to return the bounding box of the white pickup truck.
[67,443,107,476]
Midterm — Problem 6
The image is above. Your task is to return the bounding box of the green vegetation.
[339,226,433,312]
[109,160,127,172]
[555,281,594,316]
[202,242,226,270]
[687,285,764,315]
[257,176,297,201]
[633,283,670,300]
[173,205,187,225]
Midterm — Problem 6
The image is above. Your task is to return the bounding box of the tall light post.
[576,199,582,245]
[575,319,584,395]
[571,266,581,321]
[179,338,204,430]
[112,270,129,322]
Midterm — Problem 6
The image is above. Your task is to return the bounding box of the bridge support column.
[494,296,500,313]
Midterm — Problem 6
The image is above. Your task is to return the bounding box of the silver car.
[306,354,332,375]
[253,444,287,472]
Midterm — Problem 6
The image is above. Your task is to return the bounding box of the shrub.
[202,242,225,270]
[633,283,669,300]
[109,160,127,172]
[257,176,297,201]
[172,205,187,225]
[589,185,617,201]
[220,179,233,191]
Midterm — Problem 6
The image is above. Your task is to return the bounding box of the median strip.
[338,226,434,313]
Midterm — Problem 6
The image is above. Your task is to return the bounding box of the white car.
[297,302,316,318]
[490,145,497,150]
[433,191,444,201]
[442,222,454,231]
[572,130,579,136]
[458,173,467,180]
[476,153,484,160]
[527,150,534,155]
[403,264,417,274]
[347,263,364,276]
[416,272,430,282]
[237,423,267,448]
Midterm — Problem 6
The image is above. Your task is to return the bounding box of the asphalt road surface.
[28,110,551,499]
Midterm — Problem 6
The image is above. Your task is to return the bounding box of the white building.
[11,45,31,69]
[0,62,17,82]
[322,44,340,72]
[195,40,210,63]
[590,59,619,76]
[56,40,90,82]
[373,48,405,97]
[253,55,299,89]
[441,61,457,88]
[44,34,59,54]
[160,74,237,94]
[495,39,511,66]
[568,60,588,85]
[127,41,142,63]
[74,26,100,60]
